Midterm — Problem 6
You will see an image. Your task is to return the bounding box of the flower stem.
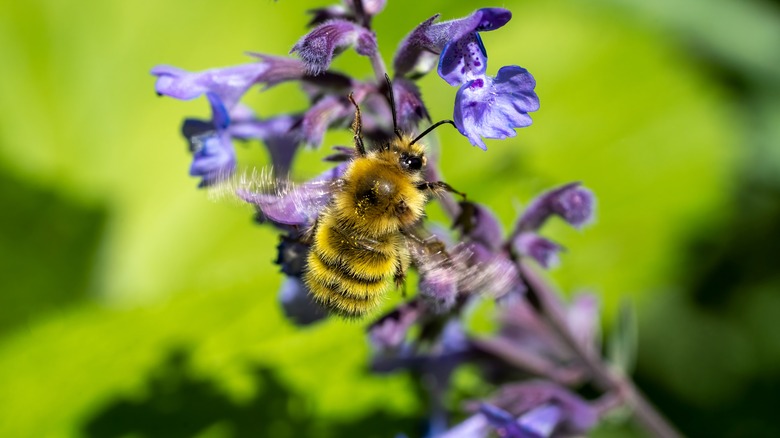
[518,262,682,438]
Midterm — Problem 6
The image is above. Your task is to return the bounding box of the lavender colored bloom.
[229,111,302,177]
[481,403,563,438]
[278,276,327,326]
[185,93,235,187]
[301,94,354,146]
[368,301,422,352]
[152,63,266,109]
[419,266,459,311]
[238,163,347,227]
[514,183,596,233]
[489,381,599,435]
[453,66,539,150]
[438,32,487,87]
[512,233,563,269]
[291,19,377,75]
[394,8,512,77]
[392,77,430,130]
[454,201,504,252]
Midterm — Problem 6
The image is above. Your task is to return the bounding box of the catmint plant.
[152,1,680,437]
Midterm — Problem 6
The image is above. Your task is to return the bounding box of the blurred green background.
[2,0,779,436]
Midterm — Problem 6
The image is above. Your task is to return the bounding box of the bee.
[303,81,465,319]
[213,76,467,319]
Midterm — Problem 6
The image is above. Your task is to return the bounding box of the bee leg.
[347,93,366,156]
[394,264,407,297]
[300,217,320,245]
[416,181,467,200]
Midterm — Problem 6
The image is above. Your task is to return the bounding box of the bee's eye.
[401,155,423,171]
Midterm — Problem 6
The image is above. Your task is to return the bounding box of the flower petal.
[394,8,511,77]
[479,404,526,438]
[184,94,235,187]
[151,63,268,109]
[512,233,563,269]
[238,163,347,227]
[392,77,430,130]
[438,32,487,86]
[291,19,377,75]
[278,276,327,326]
[517,404,561,438]
[453,65,539,150]
[301,94,352,146]
[230,113,302,176]
[513,183,595,233]
[453,201,504,252]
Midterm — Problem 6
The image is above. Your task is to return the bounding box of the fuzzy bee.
[220,77,468,319]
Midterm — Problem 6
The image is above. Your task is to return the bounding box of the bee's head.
[393,136,427,174]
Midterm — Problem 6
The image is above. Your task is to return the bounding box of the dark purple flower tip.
[278,276,327,326]
[151,62,269,109]
[453,65,540,150]
[301,94,353,146]
[238,163,347,227]
[368,300,421,352]
[454,201,504,252]
[275,233,310,277]
[392,77,430,130]
[514,183,596,233]
[418,267,459,311]
[229,112,302,176]
[512,233,563,269]
[394,8,511,78]
[306,5,350,27]
[550,185,595,229]
[438,32,487,87]
[290,19,377,75]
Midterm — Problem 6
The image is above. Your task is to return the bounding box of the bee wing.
[405,228,522,299]
[209,163,347,226]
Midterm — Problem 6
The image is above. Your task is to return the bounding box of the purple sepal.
[301,94,353,146]
[418,267,459,311]
[392,77,430,130]
[512,233,563,269]
[229,111,302,177]
[185,93,236,187]
[455,202,504,252]
[238,163,347,227]
[438,32,487,87]
[453,65,539,150]
[152,63,268,109]
[514,183,595,233]
[368,301,422,352]
[278,276,327,326]
[291,19,377,75]
[394,8,511,77]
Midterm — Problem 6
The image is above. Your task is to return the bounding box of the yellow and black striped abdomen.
[303,214,399,318]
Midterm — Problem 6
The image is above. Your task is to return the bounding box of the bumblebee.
[303,79,464,318]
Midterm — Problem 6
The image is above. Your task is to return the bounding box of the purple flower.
[291,19,377,75]
[453,66,540,150]
[184,93,236,187]
[238,163,347,228]
[394,8,512,77]
[278,276,327,326]
[229,109,302,177]
[512,233,563,269]
[514,183,596,234]
[392,77,430,131]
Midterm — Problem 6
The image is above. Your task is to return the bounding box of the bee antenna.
[410,120,457,146]
[384,73,403,143]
